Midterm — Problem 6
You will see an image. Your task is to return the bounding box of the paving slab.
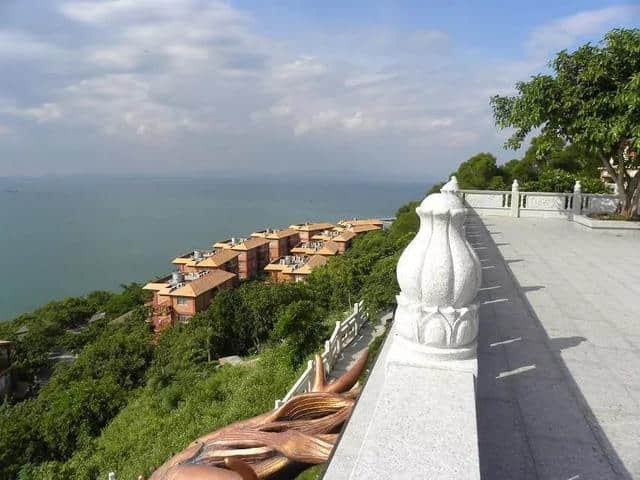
[475,215,640,480]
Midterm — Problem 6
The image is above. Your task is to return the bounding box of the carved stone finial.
[440,175,459,193]
[512,179,519,191]
[574,180,582,193]
[393,191,481,361]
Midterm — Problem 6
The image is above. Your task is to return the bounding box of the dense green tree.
[271,300,327,366]
[361,252,401,316]
[455,152,499,189]
[492,28,640,216]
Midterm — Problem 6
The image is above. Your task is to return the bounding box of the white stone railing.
[461,179,621,219]
[459,189,513,216]
[580,193,620,215]
[325,178,482,479]
[519,191,573,218]
[274,301,368,408]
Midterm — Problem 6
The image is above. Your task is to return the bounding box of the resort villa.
[0,341,12,398]
[264,254,328,283]
[291,240,340,257]
[143,270,236,331]
[289,222,336,242]
[172,249,239,275]
[250,228,300,261]
[311,229,356,253]
[213,237,270,280]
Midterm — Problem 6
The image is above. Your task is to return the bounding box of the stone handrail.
[460,180,621,218]
[274,301,368,408]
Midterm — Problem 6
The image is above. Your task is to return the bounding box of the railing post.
[327,187,482,479]
[573,180,582,215]
[511,179,520,217]
[335,321,341,351]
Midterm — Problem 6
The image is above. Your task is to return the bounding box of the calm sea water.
[0,176,426,321]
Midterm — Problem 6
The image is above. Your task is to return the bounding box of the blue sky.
[1,1,639,180]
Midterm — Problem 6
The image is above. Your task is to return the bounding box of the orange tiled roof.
[252,228,299,240]
[231,237,270,251]
[339,218,383,227]
[294,254,328,274]
[192,250,239,268]
[289,222,336,232]
[348,224,382,234]
[312,230,356,243]
[159,270,236,298]
[290,241,339,256]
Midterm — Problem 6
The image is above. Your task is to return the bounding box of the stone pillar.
[325,188,482,480]
[390,188,482,366]
[573,180,582,215]
[511,179,520,217]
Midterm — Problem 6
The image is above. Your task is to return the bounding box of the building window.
[176,296,188,305]
[177,315,192,324]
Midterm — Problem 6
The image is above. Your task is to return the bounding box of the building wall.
[268,240,281,261]
[268,234,300,261]
[152,291,171,307]
[237,250,256,279]
[336,241,349,253]
[171,296,197,318]
[257,244,270,271]
[222,258,239,275]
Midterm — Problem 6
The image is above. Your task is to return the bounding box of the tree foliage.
[491,28,640,215]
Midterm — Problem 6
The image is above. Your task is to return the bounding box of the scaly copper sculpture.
[147,350,368,480]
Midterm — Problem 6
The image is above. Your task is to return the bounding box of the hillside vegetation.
[0,203,419,480]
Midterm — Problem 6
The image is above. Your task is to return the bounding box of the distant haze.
[1,1,639,180]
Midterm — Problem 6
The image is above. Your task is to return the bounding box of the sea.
[0,176,427,321]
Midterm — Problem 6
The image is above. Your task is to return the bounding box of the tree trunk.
[599,153,639,217]
[626,173,640,218]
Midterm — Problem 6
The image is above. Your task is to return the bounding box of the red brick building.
[214,237,270,280]
[264,254,328,283]
[251,228,300,261]
[143,270,236,332]
[172,249,240,275]
[290,240,340,257]
[289,222,336,242]
[311,229,356,253]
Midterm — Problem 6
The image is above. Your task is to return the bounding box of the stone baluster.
[573,180,582,215]
[511,179,520,217]
[391,187,482,365]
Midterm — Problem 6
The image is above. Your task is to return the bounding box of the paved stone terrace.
[473,215,640,479]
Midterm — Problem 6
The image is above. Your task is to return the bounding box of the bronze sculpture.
[147,350,368,480]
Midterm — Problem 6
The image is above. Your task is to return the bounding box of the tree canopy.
[491,28,640,215]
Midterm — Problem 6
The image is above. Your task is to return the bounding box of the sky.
[0,1,639,181]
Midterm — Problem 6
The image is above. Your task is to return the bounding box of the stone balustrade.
[460,179,620,219]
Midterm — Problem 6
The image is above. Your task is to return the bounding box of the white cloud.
[1,2,635,178]
[344,72,398,88]
[2,103,62,123]
[527,5,640,57]
[0,31,60,59]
